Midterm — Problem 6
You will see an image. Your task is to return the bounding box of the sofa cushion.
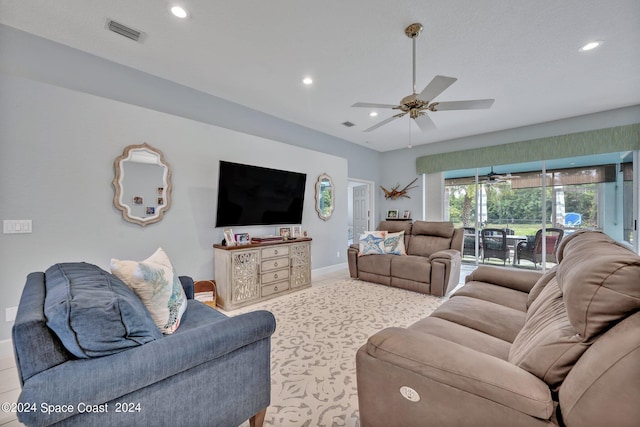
[556,231,640,340]
[357,253,393,276]
[44,262,162,359]
[407,221,456,257]
[409,317,512,360]
[509,231,640,388]
[111,248,188,334]
[358,230,387,256]
[378,220,413,248]
[526,266,557,309]
[508,277,587,388]
[384,231,407,255]
[453,282,528,312]
[430,296,526,343]
[412,221,454,238]
[390,255,430,282]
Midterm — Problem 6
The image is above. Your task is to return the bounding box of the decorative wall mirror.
[315,173,335,221]
[113,143,172,226]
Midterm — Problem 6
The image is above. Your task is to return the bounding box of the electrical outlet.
[337,251,340,258]
[5,307,17,322]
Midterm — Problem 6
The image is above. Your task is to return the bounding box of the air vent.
[107,19,143,42]
[341,121,356,127]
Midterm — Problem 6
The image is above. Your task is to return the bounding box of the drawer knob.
[274,250,278,254]
[274,286,278,291]
[274,262,278,267]
[274,273,278,279]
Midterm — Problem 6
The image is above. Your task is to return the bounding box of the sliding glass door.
[444,151,636,269]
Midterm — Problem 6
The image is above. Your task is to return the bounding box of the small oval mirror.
[113,143,171,226]
[315,173,334,221]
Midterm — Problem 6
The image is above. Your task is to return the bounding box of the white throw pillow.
[111,248,187,334]
[384,231,407,255]
[358,231,387,256]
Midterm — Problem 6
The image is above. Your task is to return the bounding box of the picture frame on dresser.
[386,209,399,219]
[291,225,302,238]
[234,233,250,245]
[278,227,291,239]
[223,228,235,246]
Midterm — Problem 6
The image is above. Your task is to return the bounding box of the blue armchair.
[12,263,275,427]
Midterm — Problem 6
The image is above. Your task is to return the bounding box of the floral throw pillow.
[111,248,187,334]
[358,231,387,256]
[385,231,407,255]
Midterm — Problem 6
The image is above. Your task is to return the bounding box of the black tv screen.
[215,161,307,227]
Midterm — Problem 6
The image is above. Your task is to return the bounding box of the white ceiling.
[1,0,639,152]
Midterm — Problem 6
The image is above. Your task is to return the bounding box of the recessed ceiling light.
[578,40,603,53]
[170,5,189,19]
[369,111,378,117]
[302,77,313,85]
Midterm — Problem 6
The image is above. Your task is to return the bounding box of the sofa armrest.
[465,265,542,293]
[348,244,360,278]
[428,249,458,262]
[179,275,194,299]
[363,327,553,419]
[18,310,276,426]
[428,249,462,297]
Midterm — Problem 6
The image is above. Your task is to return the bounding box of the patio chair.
[516,228,564,267]
[463,227,478,258]
[481,228,510,265]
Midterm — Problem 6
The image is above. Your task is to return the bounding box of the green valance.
[416,124,640,174]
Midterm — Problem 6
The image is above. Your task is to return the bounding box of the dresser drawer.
[261,281,289,297]
[261,268,290,284]
[261,256,289,272]
[261,246,290,259]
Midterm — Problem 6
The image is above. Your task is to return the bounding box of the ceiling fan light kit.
[352,23,495,133]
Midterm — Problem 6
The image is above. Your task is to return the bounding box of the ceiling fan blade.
[352,102,399,109]
[430,99,495,111]
[363,113,404,132]
[414,113,437,132]
[417,75,457,102]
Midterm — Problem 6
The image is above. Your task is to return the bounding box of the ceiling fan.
[352,23,495,132]
[482,167,520,184]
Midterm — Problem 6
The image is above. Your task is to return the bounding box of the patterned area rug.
[236,278,444,427]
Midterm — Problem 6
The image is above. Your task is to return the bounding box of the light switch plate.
[3,220,32,234]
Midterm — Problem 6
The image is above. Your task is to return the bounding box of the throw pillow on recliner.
[384,231,407,255]
[111,248,187,334]
[358,231,387,256]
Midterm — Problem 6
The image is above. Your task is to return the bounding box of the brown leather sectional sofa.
[348,220,464,297]
[356,230,640,426]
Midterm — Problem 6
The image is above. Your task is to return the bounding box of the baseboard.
[0,339,13,357]
[312,263,348,278]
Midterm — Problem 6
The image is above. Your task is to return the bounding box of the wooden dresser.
[213,238,312,310]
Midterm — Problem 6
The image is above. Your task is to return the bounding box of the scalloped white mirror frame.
[112,143,172,226]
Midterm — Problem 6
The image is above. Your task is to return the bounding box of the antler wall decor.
[381,178,419,200]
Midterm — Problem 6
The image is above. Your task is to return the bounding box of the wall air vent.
[107,19,144,42]
[341,121,356,127]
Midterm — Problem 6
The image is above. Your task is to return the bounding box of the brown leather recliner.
[356,230,640,427]
[348,220,463,297]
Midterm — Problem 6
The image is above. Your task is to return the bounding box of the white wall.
[0,73,348,345]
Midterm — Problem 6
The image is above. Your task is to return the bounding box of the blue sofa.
[12,262,276,427]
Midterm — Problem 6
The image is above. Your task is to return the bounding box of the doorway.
[348,179,375,245]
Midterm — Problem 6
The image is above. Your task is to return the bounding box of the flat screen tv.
[215,161,307,227]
